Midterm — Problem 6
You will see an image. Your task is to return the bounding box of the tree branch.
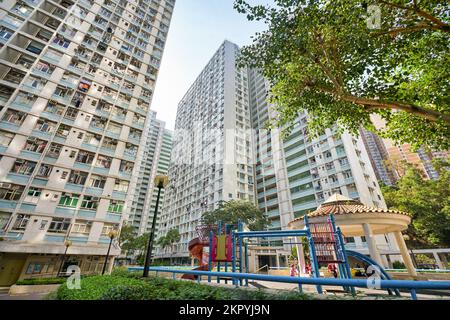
[378,0,450,32]
[307,82,450,124]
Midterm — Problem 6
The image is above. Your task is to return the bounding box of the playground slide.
[181,237,210,280]
[346,250,400,296]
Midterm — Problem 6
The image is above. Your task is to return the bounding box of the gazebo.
[288,194,418,277]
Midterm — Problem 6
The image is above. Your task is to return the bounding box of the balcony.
[92,166,109,175]
[19,150,42,161]
[77,209,96,219]
[20,203,37,212]
[65,183,84,193]
[106,213,121,222]
[0,121,21,132]
[31,177,48,187]
[99,147,116,157]
[44,235,65,243]
[85,187,103,196]
[0,199,17,210]
[111,191,127,200]
[6,173,30,184]
[54,206,76,217]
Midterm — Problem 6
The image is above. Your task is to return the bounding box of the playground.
[130,195,450,300]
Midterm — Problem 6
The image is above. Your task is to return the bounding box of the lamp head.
[64,239,72,247]
[108,229,118,239]
[154,175,169,188]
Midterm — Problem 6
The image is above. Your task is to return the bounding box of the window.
[52,35,70,48]
[102,224,118,236]
[119,160,133,173]
[0,130,14,146]
[11,159,36,175]
[108,200,124,213]
[34,61,55,75]
[71,220,92,234]
[23,137,47,153]
[34,119,56,133]
[56,124,70,138]
[95,155,111,169]
[114,179,129,192]
[0,183,24,201]
[0,212,11,230]
[80,196,99,210]
[12,214,30,230]
[24,186,41,203]
[0,26,13,40]
[68,171,88,185]
[58,193,79,208]
[46,143,62,158]
[76,150,95,164]
[36,164,53,177]
[48,218,71,233]
[89,175,106,189]
[83,133,101,146]
[2,109,26,125]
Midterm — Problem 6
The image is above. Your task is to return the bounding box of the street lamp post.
[58,239,72,277]
[102,229,118,275]
[143,175,169,277]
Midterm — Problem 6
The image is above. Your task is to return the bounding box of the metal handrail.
[256,264,269,273]
[128,266,450,300]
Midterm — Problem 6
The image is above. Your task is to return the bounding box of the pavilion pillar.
[393,231,418,277]
[362,223,384,267]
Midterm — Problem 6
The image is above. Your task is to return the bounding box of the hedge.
[16,278,68,285]
[55,275,313,300]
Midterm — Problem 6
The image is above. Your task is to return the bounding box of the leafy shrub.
[111,266,142,278]
[392,261,406,269]
[57,275,313,300]
[16,278,67,285]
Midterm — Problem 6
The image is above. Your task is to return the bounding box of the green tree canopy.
[201,200,270,231]
[381,158,450,247]
[234,0,450,150]
[119,224,150,256]
[157,228,181,249]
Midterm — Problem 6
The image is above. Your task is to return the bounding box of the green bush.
[16,278,67,285]
[56,275,312,300]
[392,261,406,269]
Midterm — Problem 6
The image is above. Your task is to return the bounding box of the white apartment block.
[0,0,175,285]
[127,110,172,236]
[156,40,255,262]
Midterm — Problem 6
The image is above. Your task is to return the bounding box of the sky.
[151,0,269,130]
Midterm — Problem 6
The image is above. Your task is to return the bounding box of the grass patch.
[55,275,313,300]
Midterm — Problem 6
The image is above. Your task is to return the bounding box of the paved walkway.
[199,278,450,300]
[0,292,47,300]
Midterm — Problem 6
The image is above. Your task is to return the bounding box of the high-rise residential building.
[0,0,175,285]
[157,40,397,264]
[127,110,172,236]
[156,40,255,262]
[363,114,449,184]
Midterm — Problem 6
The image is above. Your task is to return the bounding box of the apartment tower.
[0,0,175,285]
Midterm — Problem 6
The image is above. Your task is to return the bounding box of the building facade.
[127,110,172,236]
[156,40,255,262]
[0,0,175,285]
[158,40,397,263]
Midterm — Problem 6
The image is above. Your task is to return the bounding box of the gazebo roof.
[289,194,411,225]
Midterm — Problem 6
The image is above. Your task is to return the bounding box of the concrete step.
[0,287,10,294]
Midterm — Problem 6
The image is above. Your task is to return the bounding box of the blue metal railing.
[128,266,450,300]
